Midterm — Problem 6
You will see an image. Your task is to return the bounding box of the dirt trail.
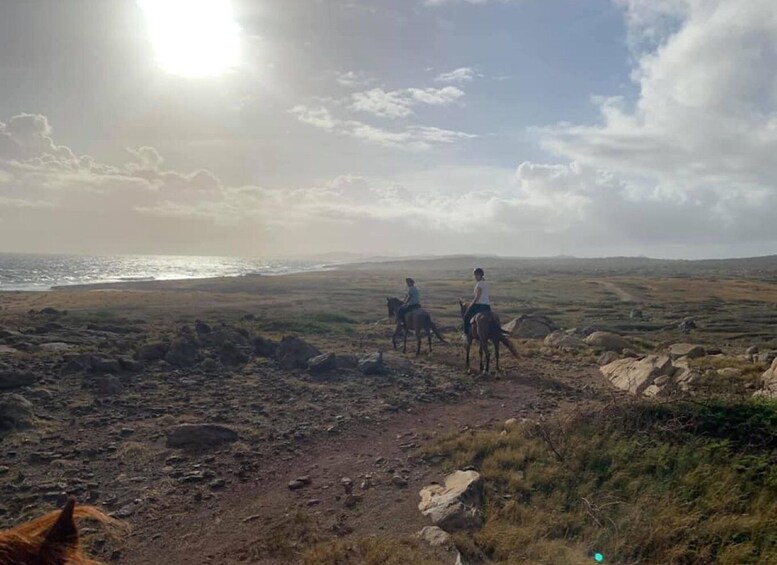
[122,357,608,564]
[591,280,639,303]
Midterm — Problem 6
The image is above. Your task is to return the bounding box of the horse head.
[0,498,123,565]
[386,297,396,318]
[459,300,467,317]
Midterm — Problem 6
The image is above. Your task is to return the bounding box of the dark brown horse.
[386,297,446,354]
[0,498,122,565]
[459,300,518,373]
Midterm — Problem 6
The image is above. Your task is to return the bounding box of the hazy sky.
[0,0,775,258]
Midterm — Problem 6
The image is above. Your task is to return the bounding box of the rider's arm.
[473,286,482,305]
[403,293,410,305]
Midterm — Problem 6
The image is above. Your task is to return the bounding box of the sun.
[138,0,240,78]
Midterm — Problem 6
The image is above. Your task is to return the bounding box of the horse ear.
[43,497,79,550]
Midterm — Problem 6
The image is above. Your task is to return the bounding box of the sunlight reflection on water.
[0,253,327,291]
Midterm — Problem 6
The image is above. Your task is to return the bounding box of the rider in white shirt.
[463,267,492,336]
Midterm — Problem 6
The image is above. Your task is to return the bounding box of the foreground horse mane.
[0,498,122,565]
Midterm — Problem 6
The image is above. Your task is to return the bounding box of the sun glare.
[138,0,240,78]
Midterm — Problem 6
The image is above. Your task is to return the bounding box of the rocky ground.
[2,265,777,563]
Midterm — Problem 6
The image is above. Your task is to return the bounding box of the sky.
[0,0,775,259]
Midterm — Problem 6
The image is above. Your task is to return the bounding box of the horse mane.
[0,498,124,565]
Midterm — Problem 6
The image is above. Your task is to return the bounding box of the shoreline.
[0,264,340,293]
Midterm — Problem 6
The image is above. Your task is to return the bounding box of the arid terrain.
[2,257,777,564]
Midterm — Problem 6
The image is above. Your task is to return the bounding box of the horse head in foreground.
[386,297,446,354]
[0,498,120,565]
[459,299,518,373]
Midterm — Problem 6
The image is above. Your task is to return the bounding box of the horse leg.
[416,329,422,356]
[465,337,471,371]
[427,325,432,353]
[494,337,500,373]
[392,323,401,351]
[402,324,408,353]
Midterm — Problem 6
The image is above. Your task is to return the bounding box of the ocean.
[0,253,329,291]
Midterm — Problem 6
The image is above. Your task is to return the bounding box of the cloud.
[350,89,415,118]
[289,105,476,150]
[335,70,375,87]
[435,67,476,83]
[288,105,339,130]
[349,86,465,118]
[541,0,777,190]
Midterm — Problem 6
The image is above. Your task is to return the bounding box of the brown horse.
[459,300,519,373]
[0,498,120,565]
[386,297,446,354]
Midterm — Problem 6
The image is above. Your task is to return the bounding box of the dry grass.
[425,400,777,564]
[233,511,328,562]
[302,536,447,565]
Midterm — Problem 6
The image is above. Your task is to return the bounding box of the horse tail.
[499,333,519,359]
[430,322,446,343]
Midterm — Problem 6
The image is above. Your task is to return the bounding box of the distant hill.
[334,254,777,277]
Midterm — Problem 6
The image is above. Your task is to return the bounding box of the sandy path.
[591,281,639,303]
[121,357,606,564]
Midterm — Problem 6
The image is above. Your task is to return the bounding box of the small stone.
[391,475,408,488]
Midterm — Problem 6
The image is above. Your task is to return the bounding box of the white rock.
[600,355,673,395]
[584,331,630,353]
[667,343,706,359]
[418,470,483,532]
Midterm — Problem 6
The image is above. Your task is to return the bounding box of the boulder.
[166,423,239,448]
[0,394,35,430]
[674,360,702,391]
[755,358,777,399]
[253,336,277,358]
[597,351,620,366]
[308,353,337,373]
[584,331,630,353]
[165,338,200,368]
[276,336,321,370]
[667,343,706,360]
[418,470,483,532]
[417,526,451,547]
[358,352,385,375]
[746,345,760,356]
[138,341,170,361]
[544,331,586,351]
[195,320,212,335]
[218,342,249,366]
[502,315,558,339]
[600,355,673,395]
[0,363,38,390]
